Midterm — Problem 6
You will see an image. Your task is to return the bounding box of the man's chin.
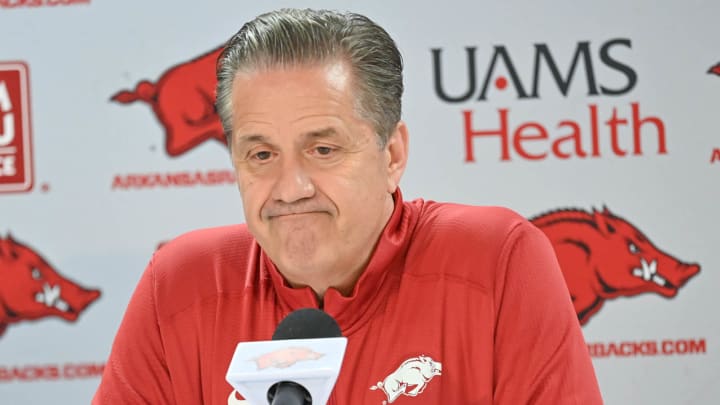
[273,256,333,288]
[277,254,325,273]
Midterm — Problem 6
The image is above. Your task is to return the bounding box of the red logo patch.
[531,207,700,325]
[0,235,101,337]
[110,47,226,157]
[0,62,33,193]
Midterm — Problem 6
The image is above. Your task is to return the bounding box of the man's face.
[229,61,407,289]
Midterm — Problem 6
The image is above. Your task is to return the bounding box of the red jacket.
[94,193,602,404]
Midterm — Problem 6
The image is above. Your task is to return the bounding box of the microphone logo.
[370,355,442,403]
[253,346,325,370]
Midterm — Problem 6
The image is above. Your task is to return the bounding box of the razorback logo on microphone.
[0,62,33,194]
[0,235,101,338]
[530,207,700,325]
[111,47,225,157]
[253,347,324,370]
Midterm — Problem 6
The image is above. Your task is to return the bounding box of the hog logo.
[370,355,442,404]
[530,207,700,325]
[253,346,324,370]
[0,235,101,337]
[708,62,720,76]
[111,47,226,157]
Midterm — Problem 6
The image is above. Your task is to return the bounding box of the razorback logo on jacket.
[370,355,442,404]
[0,235,101,337]
[530,207,700,325]
[110,47,225,157]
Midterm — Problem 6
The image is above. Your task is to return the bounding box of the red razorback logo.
[0,235,101,337]
[253,347,324,370]
[110,47,225,156]
[531,207,700,325]
[708,62,720,76]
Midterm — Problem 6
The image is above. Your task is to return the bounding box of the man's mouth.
[269,211,326,219]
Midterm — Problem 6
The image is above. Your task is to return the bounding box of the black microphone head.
[272,308,342,340]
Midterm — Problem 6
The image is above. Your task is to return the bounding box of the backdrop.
[1,0,717,403]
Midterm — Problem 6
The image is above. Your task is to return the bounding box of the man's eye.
[315,146,334,156]
[252,151,273,161]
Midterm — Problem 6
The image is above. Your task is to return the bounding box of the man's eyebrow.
[234,133,269,147]
[233,128,345,148]
[302,127,342,140]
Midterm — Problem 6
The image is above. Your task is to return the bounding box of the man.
[94,9,602,404]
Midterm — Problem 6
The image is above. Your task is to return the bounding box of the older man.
[94,9,602,404]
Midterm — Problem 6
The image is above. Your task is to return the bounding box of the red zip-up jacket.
[94,192,602,404]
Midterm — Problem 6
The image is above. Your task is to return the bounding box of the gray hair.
[215,8,403,147]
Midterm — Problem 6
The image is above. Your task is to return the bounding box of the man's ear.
[384,121,409,193]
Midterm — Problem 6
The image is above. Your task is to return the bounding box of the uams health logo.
[530,207,700,325]
[0,235,100,338]
[433,39,669,162]
[111,47,225,157]
[0,62,33,193]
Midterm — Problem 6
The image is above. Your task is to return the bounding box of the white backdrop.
[1,0,717,403]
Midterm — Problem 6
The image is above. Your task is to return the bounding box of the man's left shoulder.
[413,200,530,245]
[404,201,536,286]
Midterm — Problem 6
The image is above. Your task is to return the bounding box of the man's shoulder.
[405,200,536,286]
[412,200,529,244]
[148,224,259,313]
[154,224,255,267]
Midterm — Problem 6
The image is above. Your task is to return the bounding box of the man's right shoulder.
[146,224,262,316]
[154,224,256,268]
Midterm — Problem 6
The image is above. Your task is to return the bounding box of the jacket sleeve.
[92,257,176,404]
[493,221,603,404]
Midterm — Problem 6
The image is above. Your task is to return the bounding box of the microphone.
[226,308,347,405]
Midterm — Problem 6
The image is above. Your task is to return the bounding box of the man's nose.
[271,157,316,203]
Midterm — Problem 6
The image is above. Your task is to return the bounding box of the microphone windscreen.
[271,308,342,340]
